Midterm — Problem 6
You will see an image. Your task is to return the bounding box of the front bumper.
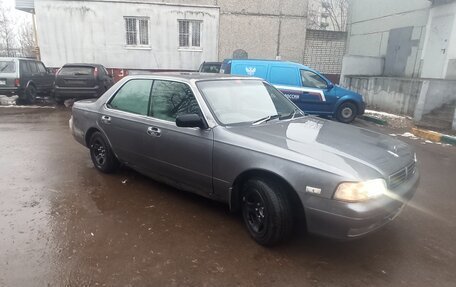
[304,170,419,239]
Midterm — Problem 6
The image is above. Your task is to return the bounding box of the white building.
[16,0,309,70]
[342,0,456,80]
[33,0,219,70]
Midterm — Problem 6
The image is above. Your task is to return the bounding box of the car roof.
[123,72,261,82]
[62,63,103,67]
[0,57,38,61]
[222,59,314,71]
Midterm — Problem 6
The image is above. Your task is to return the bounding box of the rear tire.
[89,132,119,173]
[336,102,357,123]
[24,85,37,105]
[241,178,294,246]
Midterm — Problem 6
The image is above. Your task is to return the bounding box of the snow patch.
[400,132,418,139]
[365,110,404,119]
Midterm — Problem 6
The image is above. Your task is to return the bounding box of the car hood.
[224,117,414,179]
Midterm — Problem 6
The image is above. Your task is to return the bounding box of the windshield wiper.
[252,114,280,125]
[280,108,305,120]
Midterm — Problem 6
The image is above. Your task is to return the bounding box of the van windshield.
[197,79,303,125]
[0,61,16,73]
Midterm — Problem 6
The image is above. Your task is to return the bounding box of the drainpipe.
[32,12,40,60]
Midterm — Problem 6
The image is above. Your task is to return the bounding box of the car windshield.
[0,61,16,73]
[197,79,302,125]
[200,64,221,73]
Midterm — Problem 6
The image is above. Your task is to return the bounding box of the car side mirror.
[327,83,334,90]
[176,114,207,129]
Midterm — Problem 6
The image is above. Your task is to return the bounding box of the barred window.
[178,20,202,48]
[124,17,149,46]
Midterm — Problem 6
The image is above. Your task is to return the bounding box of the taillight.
[14,78,20,87]
[93,67,98,78]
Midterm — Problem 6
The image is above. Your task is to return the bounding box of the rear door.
[27,61,44,91]
[56,66,97,88]
[100,79,154,167]
[36,61,53,92]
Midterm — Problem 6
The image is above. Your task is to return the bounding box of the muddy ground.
[0,106,455,287]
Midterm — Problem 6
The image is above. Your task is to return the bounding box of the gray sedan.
[70,73,419,246]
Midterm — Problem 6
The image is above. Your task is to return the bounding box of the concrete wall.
[421,2,456,79]
[345,0,431,78]
[303,29,346,75]
[343,76,422,116]
[414,79,456,118]
[341,56,384,77]
[35,0,219,69]
[217,0,308,62]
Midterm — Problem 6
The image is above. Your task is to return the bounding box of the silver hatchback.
[71,73,419,246]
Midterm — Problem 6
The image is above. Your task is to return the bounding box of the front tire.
[336,102,357,123]
[241,178,294,246]
[89,132,119,173]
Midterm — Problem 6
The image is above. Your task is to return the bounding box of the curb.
[411,127,456,146]
[360,115,388,126]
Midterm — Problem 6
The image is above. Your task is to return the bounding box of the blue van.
[220,59,365,123]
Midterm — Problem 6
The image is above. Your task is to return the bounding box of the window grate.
[124,17,149,46]
[178,20,202,48]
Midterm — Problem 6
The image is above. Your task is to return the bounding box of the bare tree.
[0,4,16,57]
[17,20,35,58]
[307,0,349,31]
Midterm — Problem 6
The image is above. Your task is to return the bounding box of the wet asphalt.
[0,106,455,287]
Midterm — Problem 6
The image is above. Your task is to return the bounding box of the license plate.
[0,80,6,85]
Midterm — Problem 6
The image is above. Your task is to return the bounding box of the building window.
[178,20,202,48]
[124,17,149,46]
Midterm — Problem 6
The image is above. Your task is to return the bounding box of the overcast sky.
[2,0,32,25]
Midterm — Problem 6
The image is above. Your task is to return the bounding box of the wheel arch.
[334,97,361,114]
[229,169,305,223]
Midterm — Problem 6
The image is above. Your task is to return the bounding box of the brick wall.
[303,29,347,81]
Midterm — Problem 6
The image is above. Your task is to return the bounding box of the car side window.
[28,62,38,74]
[300,70,328,89]
[37,62,46,73]
[108,79,153,116]
[20,61,30,75]
[150,80,201,122]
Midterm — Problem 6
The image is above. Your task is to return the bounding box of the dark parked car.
[198,61,221,73]
[54,63,114,104]
[70,73,419,246]
[0,57,54,104]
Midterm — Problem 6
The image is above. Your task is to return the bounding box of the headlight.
[333,179,387,202]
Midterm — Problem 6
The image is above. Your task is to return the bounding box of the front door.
[144,79,214,196]
[298,69,333,113]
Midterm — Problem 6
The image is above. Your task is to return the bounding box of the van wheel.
[336,102,357,123]
[89,132,119,173]
[24,85,37,104]
[241,178,294,246]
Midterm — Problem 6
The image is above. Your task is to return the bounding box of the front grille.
[388,161,416,189]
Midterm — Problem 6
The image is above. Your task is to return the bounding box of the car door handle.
[101,115,111,124]
[147,127,161,137]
